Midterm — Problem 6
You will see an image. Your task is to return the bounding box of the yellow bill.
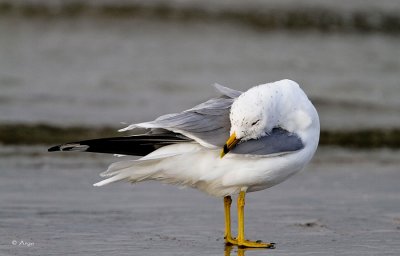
[220,132,240,158]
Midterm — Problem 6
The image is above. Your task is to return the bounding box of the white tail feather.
[94,155,163,186]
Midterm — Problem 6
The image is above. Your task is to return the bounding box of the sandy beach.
[1,146,399,255]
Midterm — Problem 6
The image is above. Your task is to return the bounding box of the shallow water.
[1,146,399,255]
[0,16,399,130]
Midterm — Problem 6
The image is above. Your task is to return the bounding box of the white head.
[229,79,317,141]
[221,79,320,160]
[229,86,270,141]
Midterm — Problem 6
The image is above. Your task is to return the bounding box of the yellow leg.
[224,196,237,245]
[236,191,275,248]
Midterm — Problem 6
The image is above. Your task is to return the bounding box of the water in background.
[0,0,399,131]
[1,2,400,255]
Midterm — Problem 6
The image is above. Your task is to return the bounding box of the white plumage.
[93,79,320,197]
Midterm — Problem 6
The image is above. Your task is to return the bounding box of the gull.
[49,79,320,248]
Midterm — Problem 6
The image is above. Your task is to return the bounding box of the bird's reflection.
[224,245,270,256]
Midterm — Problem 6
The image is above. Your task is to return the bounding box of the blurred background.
[1,0,400,130]
[1,1,399,255]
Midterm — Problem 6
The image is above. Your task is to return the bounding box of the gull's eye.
[251,119,260,126]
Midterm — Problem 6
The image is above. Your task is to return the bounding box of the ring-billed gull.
[49,79,320,248]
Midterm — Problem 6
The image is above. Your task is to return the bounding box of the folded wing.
[120,84,242,148]
[48,84,242,156]
[232,128,304,156]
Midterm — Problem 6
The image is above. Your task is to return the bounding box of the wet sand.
[1,146,399,255]
[1,1,399,255]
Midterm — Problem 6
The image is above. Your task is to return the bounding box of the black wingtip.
[48,145,61,152]
[47,133,192,156]
[48,143,90,152]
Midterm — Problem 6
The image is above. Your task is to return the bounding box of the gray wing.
[231,128,304,156]
[120,84,243,147]
[213,83,242,98]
